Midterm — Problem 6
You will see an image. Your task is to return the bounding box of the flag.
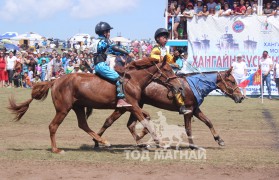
[238,69,261,88]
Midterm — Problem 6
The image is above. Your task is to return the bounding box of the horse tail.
[8,81,54,121]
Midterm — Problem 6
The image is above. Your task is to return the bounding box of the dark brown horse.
[8,57,182,153]
[93,68,244,149]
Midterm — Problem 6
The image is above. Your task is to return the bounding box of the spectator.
[274,59,279,94]
[0,51,8,87]
[263,2,273,16]
[232,1,239,14]
[72,64,82,73]
[219,2,233,16]
[6,51,17,88]
[52,54,62,77]
[231,54,248,98]
[207,0,217,11]
[22,72,32,88]
[41,59,48,81]
[33,74,41,84]
[183,2,195,18]
[209,7,216,15]
[215,2,222,14]
[194,0,204,14]
[245,6,253,15]
[65,61,74,74]
[170,49,183,73]
[169,1,181,39]
[259,51,273,100]
[245,1,250,9]
[251,0,258,14]
[197,5,209,16]
[235,0,246,15]
[27,66,34,82]
[271,1,278,15]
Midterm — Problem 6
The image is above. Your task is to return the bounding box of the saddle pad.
[186,74,217,106]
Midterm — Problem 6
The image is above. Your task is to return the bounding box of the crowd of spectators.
[0,39,155,88]
[167,0,279,39]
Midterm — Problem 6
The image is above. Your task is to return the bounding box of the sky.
[0,0,166,40]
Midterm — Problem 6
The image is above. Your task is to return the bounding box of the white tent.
[69,33,91,43]
[10,32,44,46]
[111,36,131,43]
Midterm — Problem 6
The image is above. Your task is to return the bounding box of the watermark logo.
[136,111,188,149]
[124,149,206,161]
[126,111,206,161]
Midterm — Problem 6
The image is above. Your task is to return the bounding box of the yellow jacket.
[150,45,175,64]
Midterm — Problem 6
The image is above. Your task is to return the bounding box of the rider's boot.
[175,92,192,115]
[116,78,132,108]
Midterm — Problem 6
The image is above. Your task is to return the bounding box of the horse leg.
[49,111,69,154]
[94,108,126,148]
[72,105,109,147]
[194,108,225,146]
[129,106,160,145]
[132,109,150,141]
[184,114,198,150]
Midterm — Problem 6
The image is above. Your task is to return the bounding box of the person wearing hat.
[183,2,195,18]
[93,21,135,108]
[72,64,82,73]
[40,58,48,81]
[231,53,248,98]
[33,73,41,84]
[150,28,191,115]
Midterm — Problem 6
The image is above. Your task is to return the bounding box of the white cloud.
[0,0,139,22]
[70,0,139,19]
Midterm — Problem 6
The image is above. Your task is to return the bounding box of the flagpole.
[260,70,263,104]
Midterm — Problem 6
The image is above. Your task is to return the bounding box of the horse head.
[125,57,180,91]
[217,67,244,103]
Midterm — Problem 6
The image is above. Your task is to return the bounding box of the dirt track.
[0,89,279,179]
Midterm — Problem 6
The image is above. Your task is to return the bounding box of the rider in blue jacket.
[94,22,134,108]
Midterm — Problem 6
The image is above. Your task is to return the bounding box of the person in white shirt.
[259,51,273,99]
[231,53,248,98]
[6,51,17,87]
[274,60,279,94]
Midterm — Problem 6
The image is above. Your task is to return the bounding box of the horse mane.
[115,57,159,75]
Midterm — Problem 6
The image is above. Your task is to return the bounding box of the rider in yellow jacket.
[151,28,192,115]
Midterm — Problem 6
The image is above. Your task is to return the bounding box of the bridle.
[144,62,178,90]
[217,72,239,97]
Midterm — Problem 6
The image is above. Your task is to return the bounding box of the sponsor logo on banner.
[232,20,245,33]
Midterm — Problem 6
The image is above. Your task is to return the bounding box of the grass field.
[0,88,279,179]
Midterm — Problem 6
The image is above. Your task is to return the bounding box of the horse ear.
[226,67,233,76]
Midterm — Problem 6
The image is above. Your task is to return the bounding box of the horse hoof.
[218,140,225,146]
[102,140,111,147]
[189,144,199,150]
[52,149,65,154]
[137,144,149,148]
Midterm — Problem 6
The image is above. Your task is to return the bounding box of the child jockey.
[94,21,134,108]
[151,28,192,115]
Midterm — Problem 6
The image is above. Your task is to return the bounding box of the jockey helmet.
[95,22,113,35]
[154,28,169,42]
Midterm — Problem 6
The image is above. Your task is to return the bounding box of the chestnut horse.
[8,57,182,153]
[93,68,244,149]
